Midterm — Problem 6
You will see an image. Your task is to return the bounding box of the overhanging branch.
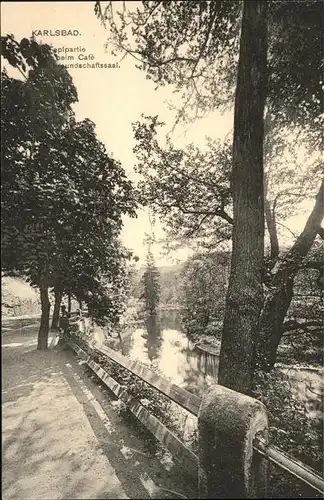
[176,202,233,224]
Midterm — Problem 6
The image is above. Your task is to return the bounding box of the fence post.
[198,385,268,499]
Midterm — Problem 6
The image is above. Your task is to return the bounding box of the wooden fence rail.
[63,324,324,498]
[67,338,198,474]
[97,343,201,415]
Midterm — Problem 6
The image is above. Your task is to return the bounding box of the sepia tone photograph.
[1,1,323,499]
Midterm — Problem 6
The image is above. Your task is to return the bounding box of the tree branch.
[183,213,212,238]
[303,261,323,271]
[282,319,322,336]
[153,148,232,221]
[189,5,218,79]
[274,180,324,278]
[306,384,322,397]
[148,56,198,68]
[265,197,279,261]
[129,1,162,28]
[275,221,298,239]
[176,202,233,224]
[282,319,322,334]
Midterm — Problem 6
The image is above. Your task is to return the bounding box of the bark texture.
[218,0,268,395]
[37,283,50,350]
[51,289,63,330]
[257,180,324,371]
[264,194,279,264]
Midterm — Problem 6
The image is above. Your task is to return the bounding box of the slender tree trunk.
[265,198,279,262]
[256,180,324,371]
[218,0,268,395]
[263,117,279,267]
[37,284,51,350]
[51,288,63,330]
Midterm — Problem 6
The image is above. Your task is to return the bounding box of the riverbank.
[189,332,323,371]
[188,333,221,356]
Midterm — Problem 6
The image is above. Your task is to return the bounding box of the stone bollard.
[198,385,268,499]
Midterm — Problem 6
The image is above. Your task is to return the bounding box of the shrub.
[253,368,323,498]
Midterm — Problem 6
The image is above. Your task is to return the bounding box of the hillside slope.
[2,277,41,317]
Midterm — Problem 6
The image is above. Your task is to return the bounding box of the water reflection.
[159,310,183,331]
[143,315,163,364]
[106,313,219,395]
[102,312,321,420]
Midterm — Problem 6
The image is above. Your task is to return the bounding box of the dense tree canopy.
[1,35,137,347]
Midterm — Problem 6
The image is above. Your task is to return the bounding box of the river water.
[94,313,323,422]
[118,327,218,397]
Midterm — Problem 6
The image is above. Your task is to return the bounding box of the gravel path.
[2,327,196,500]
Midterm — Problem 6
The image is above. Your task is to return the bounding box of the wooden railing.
[63,321,324,498]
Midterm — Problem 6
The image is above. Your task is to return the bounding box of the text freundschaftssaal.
[32,30,81,36]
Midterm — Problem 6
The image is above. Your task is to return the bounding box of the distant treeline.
[131,249,322,358]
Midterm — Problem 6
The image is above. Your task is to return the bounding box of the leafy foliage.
[180,251,230,337]
[266,0,323,146]
[277,245,323,364]
[132,115,321,254]
[252,368,323,497]
[97,0,323,140]
[253,368,323,487]
[133,115,232,248]
[1,35,137,343]
[131,262,183,306]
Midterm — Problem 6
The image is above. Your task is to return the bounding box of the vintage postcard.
[1,2,323,499]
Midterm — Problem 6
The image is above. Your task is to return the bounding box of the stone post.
[198,385,268,499]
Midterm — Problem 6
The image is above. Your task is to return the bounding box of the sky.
[1,1,316,266]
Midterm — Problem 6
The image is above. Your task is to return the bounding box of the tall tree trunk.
[37,284,51,350]
[51,288,63,330]
[256,180,324,371]
[218,0,268,395]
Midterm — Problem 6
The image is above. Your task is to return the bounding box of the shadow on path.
[2,329,197,500]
